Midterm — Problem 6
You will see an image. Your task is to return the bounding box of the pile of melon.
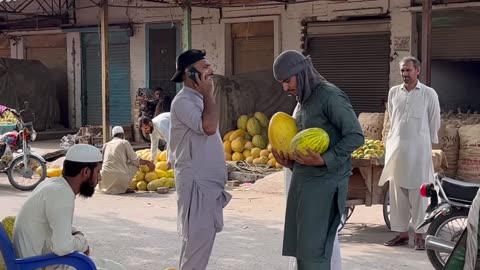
[130,148,175,192]
[223,112,282,168]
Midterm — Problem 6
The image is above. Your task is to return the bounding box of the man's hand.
[145,160,155,171]
[271,148,293,169]
[195,72,214,97]
[293,149,325,167]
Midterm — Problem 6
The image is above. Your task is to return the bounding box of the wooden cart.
[339,158,390,231]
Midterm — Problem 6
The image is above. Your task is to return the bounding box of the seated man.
[99,126,155,194]
[139,112,172,165]
[13,144,103,266]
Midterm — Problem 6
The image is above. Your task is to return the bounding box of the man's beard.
[79,177,95,198]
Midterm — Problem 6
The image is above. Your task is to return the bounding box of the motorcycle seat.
[441,177,480,204]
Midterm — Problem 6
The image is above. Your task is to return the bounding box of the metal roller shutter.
[305,20,391,113]
[232,21,274,75]
[0,37,9,58]
[82,31,131,126]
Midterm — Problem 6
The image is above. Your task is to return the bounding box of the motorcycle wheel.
[7,155,47,191]
[426,208,468,270]
[338,206,355,232]
[383,190,392,230]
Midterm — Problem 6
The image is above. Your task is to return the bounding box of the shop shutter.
[306,20,391,113]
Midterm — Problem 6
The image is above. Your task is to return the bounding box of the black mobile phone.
[187,67,201,84]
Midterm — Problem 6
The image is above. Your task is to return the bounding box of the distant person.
[139,113,171,164]
[99,126,155,194]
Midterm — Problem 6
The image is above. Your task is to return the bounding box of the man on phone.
[168,49,231,270]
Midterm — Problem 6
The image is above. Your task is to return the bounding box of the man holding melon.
[271,50,365,270]
[380,56,441,250]
[168,49,232,270]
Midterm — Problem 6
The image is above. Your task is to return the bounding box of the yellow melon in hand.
[140,165,151,173]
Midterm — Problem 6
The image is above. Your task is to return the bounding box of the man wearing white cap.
[13,144,103,268]
[98,126,155,194]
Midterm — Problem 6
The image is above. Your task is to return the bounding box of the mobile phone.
[187,67,201,84]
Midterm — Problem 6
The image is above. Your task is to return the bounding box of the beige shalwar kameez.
[99,138,140,195]
[169,87,232,270]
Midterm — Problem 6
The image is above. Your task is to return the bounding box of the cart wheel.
[383,190,391,230]
[338,206,355,232]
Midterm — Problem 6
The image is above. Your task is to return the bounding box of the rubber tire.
[426,208,469,270]
[7,155,47,191]
[338,206,355,232]
[383,190,391,230]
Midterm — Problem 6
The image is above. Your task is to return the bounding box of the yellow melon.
[254,112,269,128]
[237,115,249,130]
[251,148,261,158]
[245,156,254,163]
[232,152,244,161]
[224,141,233,154]
[155,161,169,171]
[244,141,255,150]
[156,169,169,178]
[134,171,145,181]
[243,149,252,158]
[229,129,246,141]
[267,158,276,167]
[231,137,245,152]
[137,181,148,191]
[247,117,262,136]
[129,180,138,190]
[260,149,270,157]
[225,152,232,161]
[268,112,298,160]
[223,130,235,141]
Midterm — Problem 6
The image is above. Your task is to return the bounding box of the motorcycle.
[417,173,479,269]
[0,102,47,191]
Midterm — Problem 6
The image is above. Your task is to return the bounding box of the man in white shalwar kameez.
[13,144,103,269]
[379,56,441,250]
[168,49,232,270]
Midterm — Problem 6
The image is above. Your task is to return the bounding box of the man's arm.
[427,90,441,144]
[124,141,141,167]
[321,93,365,170]
[150,132,159,162]
[201,94,219,135]
[45,194,88,256]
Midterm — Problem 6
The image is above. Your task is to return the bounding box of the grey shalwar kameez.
[273,51,364,270]
[169,86,232,270]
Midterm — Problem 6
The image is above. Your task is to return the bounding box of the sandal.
[384,235,409,246]
[125,188,136,194]
[414,238,425,250]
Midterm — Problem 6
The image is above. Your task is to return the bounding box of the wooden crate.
[347,158,387,207]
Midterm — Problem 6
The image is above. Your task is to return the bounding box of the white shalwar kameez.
[379,81,441,233]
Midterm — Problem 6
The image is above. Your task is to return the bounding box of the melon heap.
[351,139,384,159]
[289,128,330,156]
[223,112,282,168]
[0,110,18,124]
[130,148,175,192]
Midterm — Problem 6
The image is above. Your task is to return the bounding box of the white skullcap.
[111,126,124,137]
[65,144,103,163]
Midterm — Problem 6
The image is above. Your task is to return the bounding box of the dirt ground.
[0,141,435,269]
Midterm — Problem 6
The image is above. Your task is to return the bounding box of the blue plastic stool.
[0,225,97,270]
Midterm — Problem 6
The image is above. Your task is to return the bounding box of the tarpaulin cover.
[0,58,60,131]
[213,69,297,136]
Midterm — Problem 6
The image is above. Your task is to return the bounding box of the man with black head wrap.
[272,50,364,270]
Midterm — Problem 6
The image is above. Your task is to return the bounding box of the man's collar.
[401,81,421,91]
[183,86,203,98]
